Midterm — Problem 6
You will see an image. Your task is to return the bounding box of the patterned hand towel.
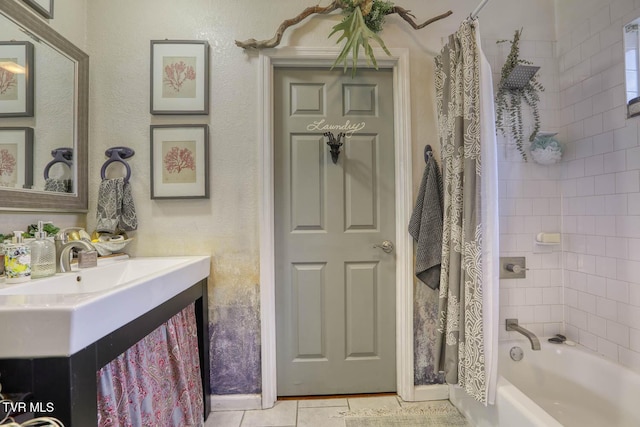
[96,177,138,233]
[44,178,71,193]
[408,155,443,290]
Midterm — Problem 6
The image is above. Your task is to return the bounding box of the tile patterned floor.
[205,396,467,427]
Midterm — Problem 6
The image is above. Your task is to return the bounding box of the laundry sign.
[306,119,366,137]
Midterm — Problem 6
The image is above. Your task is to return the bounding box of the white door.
[274,67,396,396]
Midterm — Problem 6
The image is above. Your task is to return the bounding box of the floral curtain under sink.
[97,304,204,427]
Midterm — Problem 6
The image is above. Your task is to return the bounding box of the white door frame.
[259,47,414,408]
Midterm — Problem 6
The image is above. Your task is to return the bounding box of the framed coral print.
[0,41,34,117]
[150,40,209,115]
[22,0,54,19]
[150,124,209,199]
[0,127,34,189]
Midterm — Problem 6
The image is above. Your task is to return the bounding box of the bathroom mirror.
[0,1,88,211]
[624,17,640,117]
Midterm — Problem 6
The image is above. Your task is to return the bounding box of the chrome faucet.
[506,318,541,351]
[54,227,92,273]
[57,240,95,273]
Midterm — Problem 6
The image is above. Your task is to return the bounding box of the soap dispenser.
[4,231,31,283]
[30,221,56,279]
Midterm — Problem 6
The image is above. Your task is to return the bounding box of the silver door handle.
[373,240,394,253]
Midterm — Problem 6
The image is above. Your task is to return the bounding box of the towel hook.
[44,147,73,179]
[424,145,433,163]
[100,146,135,182]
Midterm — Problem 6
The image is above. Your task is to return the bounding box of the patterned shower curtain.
[434,18,489,404]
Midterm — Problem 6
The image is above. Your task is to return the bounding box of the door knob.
[373,240,394,253]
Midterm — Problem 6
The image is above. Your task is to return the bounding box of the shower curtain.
[434,18,499,405]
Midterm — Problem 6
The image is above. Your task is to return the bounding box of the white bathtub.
[450,339,640,426]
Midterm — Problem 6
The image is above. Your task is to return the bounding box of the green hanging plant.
[495,29,545,161]
[329,0,393,76]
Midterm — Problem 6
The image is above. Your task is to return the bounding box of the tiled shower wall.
[480,33,564,340]
[557,0,640,372]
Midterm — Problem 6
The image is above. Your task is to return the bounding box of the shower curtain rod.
[471,0,490,18]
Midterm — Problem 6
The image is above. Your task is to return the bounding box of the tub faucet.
[506,318,541,351]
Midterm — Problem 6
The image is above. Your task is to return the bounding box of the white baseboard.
[412,384,450,401]
[210,394,262,411]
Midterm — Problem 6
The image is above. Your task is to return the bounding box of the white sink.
[0,255,210,358]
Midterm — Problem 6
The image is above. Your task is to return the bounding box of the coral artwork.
[162,140,197,184]
[162,56,196,98]
[0,58,18,99]
[0,148,16,176]
[164,146,195,173]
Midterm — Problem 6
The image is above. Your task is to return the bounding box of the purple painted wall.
[210,305,261,394]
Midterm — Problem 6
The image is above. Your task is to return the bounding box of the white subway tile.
[543,287,562,304]
[605,194,628,214]
[597,296,619,320]
[603,106,627,132]
[606,236,629,259]
[526,288,544,305]
[587,274,607,297]
[517,306,535,323]
[614,124,640,150]
[600,20,623,49]
[579,291,597,312]
[591,45,615,75]
[604,150,628,173]
[628,146,640,170]
[544,323,563,336]
[594,173,616,194]
[585,115,604,138]
[608,278,630,302]
[601,63,624,90]
[607,320,630,346]
[616,170,640,193]
[595,215,617,236]
[631,328,640,352]
[566,288,579,307]
[534,305,551,323]
[629,239,640,262]
[596,256,619,279]
[610,0,634,24]
[581,34,602,61]
[588,313,607,336]
[593,131,615,154]
[580,330,599,350]
[569,307,589,329]
[618,302,640,326]
[510,288,526,306]
[629,193,640,215]
[574,60,593,85]
[589,5,611,36]
[618,257,640,282]
[550,305,564,322]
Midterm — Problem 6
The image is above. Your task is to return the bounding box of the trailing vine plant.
[495,29,544,161]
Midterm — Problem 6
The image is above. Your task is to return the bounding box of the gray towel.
[44,178,71,193]
[96,177,138,233]
[408,155,443,289]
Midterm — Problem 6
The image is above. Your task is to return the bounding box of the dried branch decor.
[495,29,544,161]
[235,0,452,74]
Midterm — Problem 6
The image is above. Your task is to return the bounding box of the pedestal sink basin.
[0,255,210,358]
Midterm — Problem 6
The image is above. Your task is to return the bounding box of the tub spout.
[506,318,541,351]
